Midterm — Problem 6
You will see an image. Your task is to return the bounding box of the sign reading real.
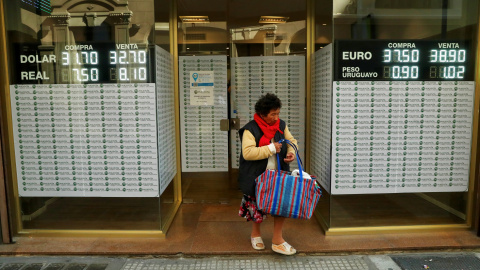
[335,40,474,81]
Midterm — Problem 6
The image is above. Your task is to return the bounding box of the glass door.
[178,0,234,203]
[177,0,307,203]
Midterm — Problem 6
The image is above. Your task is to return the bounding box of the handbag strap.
[276,139,304,182]
[278,139,303,168]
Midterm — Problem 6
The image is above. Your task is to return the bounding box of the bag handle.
[276,139,304,182]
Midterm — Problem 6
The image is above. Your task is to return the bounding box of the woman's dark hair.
[255,93,282,116]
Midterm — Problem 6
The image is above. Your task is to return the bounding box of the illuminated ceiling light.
[322,24,327,26]
[179,16,210,23]
[187,48,190,50]
[259,16,289,24]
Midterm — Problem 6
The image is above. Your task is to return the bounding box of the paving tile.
[189,221,255,254]
[447,231,480,246]
[382,232,462,249]
[6,237,98,255]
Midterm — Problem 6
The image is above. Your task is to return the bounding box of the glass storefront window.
[2,0,177,232]
[318,0,479,229]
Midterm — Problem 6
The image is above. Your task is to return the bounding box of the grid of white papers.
[156,46,177,195]
[179,56,229,172]
[12,83,159,197]
[231,56,306,170]
[330,80,474,194]
[311,45,333,193]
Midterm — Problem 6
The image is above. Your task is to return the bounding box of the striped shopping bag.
[255,139,322,219]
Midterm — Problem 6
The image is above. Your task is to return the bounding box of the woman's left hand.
[284,152,295,163]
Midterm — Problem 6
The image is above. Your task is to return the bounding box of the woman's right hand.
[273,142,282,153]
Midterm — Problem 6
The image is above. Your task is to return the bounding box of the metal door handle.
[219,118,240,131]
[230,118,240,130]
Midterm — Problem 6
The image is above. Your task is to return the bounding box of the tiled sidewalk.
[1,253,480,270]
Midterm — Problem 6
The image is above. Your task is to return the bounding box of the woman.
[238,93,298,255]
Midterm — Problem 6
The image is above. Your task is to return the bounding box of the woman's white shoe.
[251,237,265,250]
[272,242,296,255]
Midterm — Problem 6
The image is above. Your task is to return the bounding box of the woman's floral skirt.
[238,194,266,223]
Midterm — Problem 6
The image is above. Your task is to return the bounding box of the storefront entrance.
[177,0,307,206]
[0,0,479,240]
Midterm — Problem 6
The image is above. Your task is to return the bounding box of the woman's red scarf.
[254,113,283,147]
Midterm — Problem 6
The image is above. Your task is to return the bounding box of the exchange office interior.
[0,0,479,238]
